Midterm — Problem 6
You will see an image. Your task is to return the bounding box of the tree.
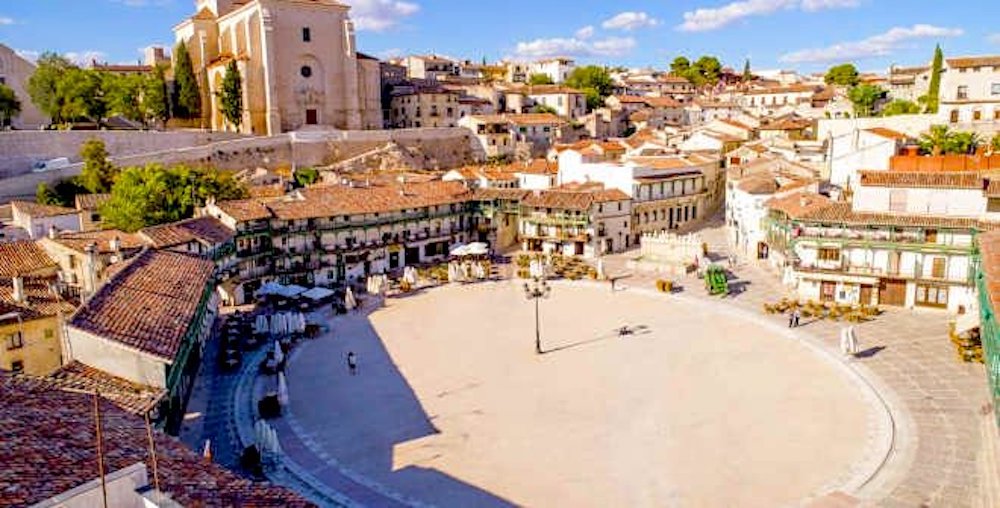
[0,83,21,128]
[27,52,75,124]
[219,60,243,130]
[57,67,107,124]
[528,73,554,85]
[564,65,613,111]
[144,64,170,124]
[100,164,246,232]
[881,99,921,117]
[669,57,690,76]
[692,56,722,86]
[294,167,320,187]
[104,73,145,124]
[742,59,752,83]
[825,63,860,86]
[847,84,883,117]
[925,44,943,114]
[79,139,118,193]
[35,178,85,207]
[173,41,201,119]
[992,133,1000,153]
[918,125,981,155]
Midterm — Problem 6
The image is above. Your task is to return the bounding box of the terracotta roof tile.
[0,373,314,507]
[797,201,1000,230]
[140,216,234,249]
[858,170,984,189]
[69,250,215,360]
[978,232,1000,312]
[946,56,1000,68]
[215,199,274,222]
[47,361,166,415]
[765,192,834,219]
[0,276,78,320]
[51,230,146,254]
[0,241,57,277]
[863,127,909,140]
[506,113,565,126]
[522,187,628,211]
[74,193,111,211]
[268,181,471,220]
[11,201,78,218]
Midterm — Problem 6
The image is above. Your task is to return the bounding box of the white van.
[31,157,71,173]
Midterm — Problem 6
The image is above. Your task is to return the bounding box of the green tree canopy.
[919,125,981,155]
[173,41,201,120]
[532,104,558,115]
[742,59,752,83]
[925,44,943,114]
[992,133,1000,153]
[528,73,554,85]
[825,63,860,86]
[104,73,145,124]
[54,67,107,124]
[99,164,246,232]
[27,52,75,124]
[0,83,21,128]
[79,138,118,194]
[294,167,320,187]
[219,60,243,130]
[669,57,690,76]
[847,84,883,117]
[881,99,921,117]
[145,64,170,124]
[35,178,86,207]
[564,65,613,110]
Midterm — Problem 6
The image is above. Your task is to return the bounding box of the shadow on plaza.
[289,305,516,507]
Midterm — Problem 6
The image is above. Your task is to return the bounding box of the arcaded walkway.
[282,282,886,507]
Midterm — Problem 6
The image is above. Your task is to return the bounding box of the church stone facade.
[173,0,382,135]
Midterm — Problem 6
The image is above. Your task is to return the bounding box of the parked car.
[31,157,71,173]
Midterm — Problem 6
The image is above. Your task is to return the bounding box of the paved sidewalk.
[604,221,993,507]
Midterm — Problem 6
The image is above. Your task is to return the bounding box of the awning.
[301,287,335,301]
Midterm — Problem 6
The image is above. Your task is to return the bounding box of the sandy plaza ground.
[281,281,881,507]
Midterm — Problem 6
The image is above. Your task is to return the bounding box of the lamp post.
[524,276,551,355]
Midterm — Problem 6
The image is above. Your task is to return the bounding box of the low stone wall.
[0,130,247,178]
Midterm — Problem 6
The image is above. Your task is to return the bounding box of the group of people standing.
[788,309,863,359]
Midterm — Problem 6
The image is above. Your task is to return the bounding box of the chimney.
[83,243,99,298]
[48,224,58,239]
[109,235,121,253]
[12,276,25,303]
[799,195,809,208]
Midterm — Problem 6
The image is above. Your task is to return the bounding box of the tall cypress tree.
[145,64,170,124]
[742,59,752,83]
[219,60,243,131]
[926,44,943,114]
[173,42,201,119]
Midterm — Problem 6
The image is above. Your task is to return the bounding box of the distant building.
[940,55,1000,125]
[530,57,575,84]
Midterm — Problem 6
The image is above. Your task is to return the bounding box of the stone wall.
[0,128,481,203]
[0,131,247,178]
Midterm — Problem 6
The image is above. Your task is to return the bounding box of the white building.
[530,57,575,84]
[940,55,1000,125]
[828,127,910,189]
[519,186,632,257]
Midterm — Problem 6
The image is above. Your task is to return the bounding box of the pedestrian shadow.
[543,325,652,354]
[854,346,886,359]
[282,308,516,507]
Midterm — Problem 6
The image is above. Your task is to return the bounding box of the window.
[992,83,1000,96]
[302,27,311,42]
[957,86,968,100]
[925,229,938,243]
[916,284,948,308]
[11,360,23,372]
[931,257,947,279]
[950,110,960,123]
[300,65,312,78]
[44,329,54,339]
[818,248,840,262]
[5,331,24,350]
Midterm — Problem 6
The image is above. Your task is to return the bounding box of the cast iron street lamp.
[524,276,551,354]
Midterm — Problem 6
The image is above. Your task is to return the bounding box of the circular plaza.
[280,281,890,507]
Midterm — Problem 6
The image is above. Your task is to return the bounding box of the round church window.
[300,65,312,78]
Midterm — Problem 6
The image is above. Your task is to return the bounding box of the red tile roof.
[946,56,1000,69]
[522,187,629,211]
[269,181,471,220]
[858,170,984,189]
[11,201,78,218]
[0,241,57,277]
[50,230,146,254]
[766,192,834,219]
[47,361,166,416]
[0,373,314,508]
[0,276,78,321]
[506,113,565,126]
[214,199,274,222]
[140,216,234,249]
[74,193,111,211]
[863,127,909,140]
[69,250,215,360]
[797,201,1000,230]
[978,231,1000,313]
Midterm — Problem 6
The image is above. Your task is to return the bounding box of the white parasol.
[202,439,212,461]
[254,314,267,334]
[345,287,356,310]
[273,340,284,364]
[277,371,289,407]
[597,258,605,280]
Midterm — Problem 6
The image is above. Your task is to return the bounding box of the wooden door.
[879,279,906,306]
[820,281,837,302]
[859,285,873,306]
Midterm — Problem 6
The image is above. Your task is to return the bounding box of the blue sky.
[2,0,999,73]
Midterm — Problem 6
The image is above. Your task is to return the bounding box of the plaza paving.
[280,282,885,507]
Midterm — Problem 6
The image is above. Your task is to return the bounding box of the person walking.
[793,308,801,328]
[347,351,357,376]
[788,309,795,328]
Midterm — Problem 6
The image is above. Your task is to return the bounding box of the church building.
[173,0,382,135]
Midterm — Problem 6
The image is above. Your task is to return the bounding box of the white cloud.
[0,16,14,25]
[677,0,857,32]
[514,35,636,59]
[346,0,419,32]
[65,50,108,66]
[15,49,39,62]
[780,24,963,63]
[575,25,595,40]
[602,11,660,31]
[988,33,1000,45]
[377,47,404,60]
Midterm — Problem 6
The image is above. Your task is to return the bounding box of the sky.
[2,0,1000,73]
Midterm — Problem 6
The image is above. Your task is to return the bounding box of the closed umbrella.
[278,371,289,407]
[269,314,279,335]
[203,439,212,462]
[345,287,356,310]
[255,420,267,448]
[848,326,860,355]
[255,315,267,334]
[597,258,605,280]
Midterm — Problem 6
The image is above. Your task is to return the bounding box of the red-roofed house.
[520,186,632,257]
